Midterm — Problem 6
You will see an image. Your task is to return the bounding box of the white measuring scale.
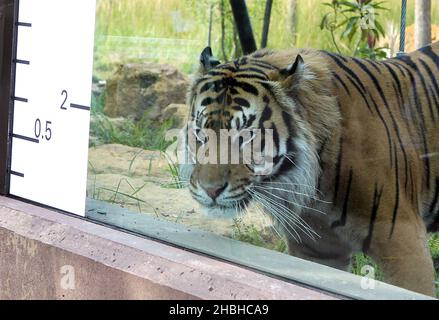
[9,0,96,215]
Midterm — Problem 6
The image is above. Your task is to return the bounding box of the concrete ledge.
[0,196,336,300]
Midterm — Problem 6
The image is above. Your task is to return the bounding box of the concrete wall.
[0,196,335,300]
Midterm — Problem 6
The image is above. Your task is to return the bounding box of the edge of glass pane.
[86,198,435,300]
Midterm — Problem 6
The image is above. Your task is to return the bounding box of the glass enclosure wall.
[86,0,439,297]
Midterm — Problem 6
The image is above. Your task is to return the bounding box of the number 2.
[60,90,68,110]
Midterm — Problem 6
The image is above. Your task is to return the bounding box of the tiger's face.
[180,47,316,218]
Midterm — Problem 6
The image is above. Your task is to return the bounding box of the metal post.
[397,0,407,57]
[0,0,17,195]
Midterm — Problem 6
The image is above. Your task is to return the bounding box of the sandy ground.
[87,144,270,237]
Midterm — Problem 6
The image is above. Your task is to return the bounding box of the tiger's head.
[179,47,339,220]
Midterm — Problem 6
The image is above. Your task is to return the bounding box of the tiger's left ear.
[276,55,306,89]
[198,47,221,75]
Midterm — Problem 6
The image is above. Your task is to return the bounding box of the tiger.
[179,42,439,297]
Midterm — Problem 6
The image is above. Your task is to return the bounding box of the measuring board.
[8,0,96,216]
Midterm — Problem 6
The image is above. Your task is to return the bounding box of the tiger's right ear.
[198,47,220,74]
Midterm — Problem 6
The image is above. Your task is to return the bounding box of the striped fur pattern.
[181,43,439,296]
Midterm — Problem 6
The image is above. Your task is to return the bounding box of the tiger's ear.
[198,47,220,74]
[276,55,307,89]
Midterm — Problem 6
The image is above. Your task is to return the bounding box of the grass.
[93,0,439,80]
[232,218,287,253]
[89,113,176,150]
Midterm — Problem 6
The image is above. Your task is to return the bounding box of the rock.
[104,63,189,121]
[162,103,190,128]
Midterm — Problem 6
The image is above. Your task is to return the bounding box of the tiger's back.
[322,43,439,233]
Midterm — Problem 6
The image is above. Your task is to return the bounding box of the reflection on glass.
[86,0,439,298]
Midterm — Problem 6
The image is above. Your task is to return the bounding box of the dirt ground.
[87,144,271,237]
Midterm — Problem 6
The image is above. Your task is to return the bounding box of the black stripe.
[248,60,278,70]
[14,59,30,65]
[259,105,272,127]
[329,54,366,92]
[236,67,270,78]
[418,58,439,113]
[234,97,250,108]
[333,136,343,206]
[245,114,256,128]
[234,73,268,81]
[383,63,410,125]
[414,60,436,120]
[419,45,439,70]
[232,105,243,113]
[363,183,384,253]
[331,168,353,228]
[216,65,237,72]
[281,111,297,151]
[413,99,431,190]
[200,97,214,106]
[365,59,382,74]
[234,81,259,96]
[201,92,228,106]
[199,80,225,94]
[16,22,31,27]
[327,54,373,112]
[70,103,90,111]
[389,142,400,237]
[368,94,394,168]
[430,177,439,214]
[332,72,351,96]
[12,96,28,103]
[10,171,24,177]
[352,58,386,103]
[356,58,411,173]
[207,70,228,77]
[12,133,39,143]
[391,82,410,192]
[271,123,280,156]
[323,51,348,62]
[399,58,430,170]
[374,64,411,190]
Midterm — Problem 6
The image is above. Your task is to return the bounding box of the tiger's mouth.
[201,197,251,219]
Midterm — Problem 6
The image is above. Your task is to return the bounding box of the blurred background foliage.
[94,0,439,80]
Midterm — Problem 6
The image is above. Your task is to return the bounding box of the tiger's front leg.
[366,213,436,297]
[283,215,354,272]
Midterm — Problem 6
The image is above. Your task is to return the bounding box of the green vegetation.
[94,0,439,80]
[320,0,388,59]
[90,114,175,151]
[232,218,287,253]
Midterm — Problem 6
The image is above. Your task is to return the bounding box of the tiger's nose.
[203,183,228,200]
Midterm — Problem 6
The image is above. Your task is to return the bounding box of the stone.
[104,63,189,121]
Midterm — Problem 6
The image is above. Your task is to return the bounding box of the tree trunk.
[415,0,431,49]
[260,0,273,48]
[288,0,297,45]
[229,0,257,54]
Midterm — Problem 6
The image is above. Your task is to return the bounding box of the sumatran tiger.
[179,42,439,296]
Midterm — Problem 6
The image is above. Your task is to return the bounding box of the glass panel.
[86,0,439,298]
